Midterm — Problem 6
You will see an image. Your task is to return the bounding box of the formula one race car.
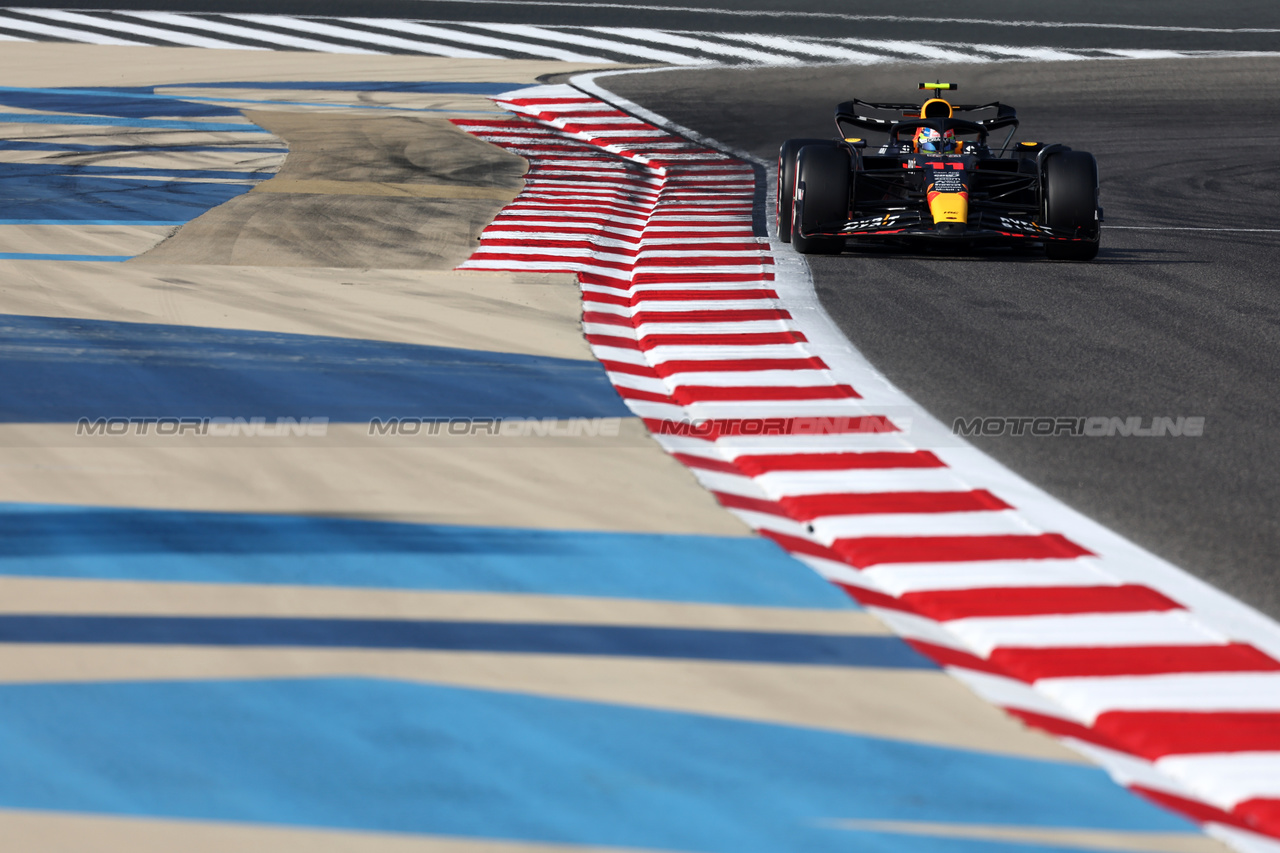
[778,83,1101,260]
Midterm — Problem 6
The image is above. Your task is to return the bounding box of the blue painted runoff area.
[0,679,1202,852]
[0,86,242,118]
[0,219,184,226]
[0,113,266,131]
[0,616,926,668]
[0,315,631,422]
[0,504,852,608]
[0,172,252,224]
[0,142,285,153]
[2,162,271,180]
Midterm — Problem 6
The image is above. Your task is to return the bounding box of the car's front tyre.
[1043,150,1100,261]
[777,138,832,243]
[791,144,850,255]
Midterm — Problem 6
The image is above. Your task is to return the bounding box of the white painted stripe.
[839,38,994,63]
[790,551,872,589]
[622,300,781,312]
[641,344,813,361]
[725,509,811,539]
[714,31,899,63]
[755,468,973,496]
[14,8,267,49]
[628,321,794,336]
[475,245,635,261]
[589,346,650,365]
[470,22,710,64]
[120,11,380,53]
[489,217,643,232]
[1063,738,1196,794]
[813,510,1036,542]
[963,41,1087,62]
[946,611,1230,657]
[490,233,640,250]
[863,559,1119,595]
[609,378,669,397]
[587,26,784,64]
[682,400,871,419]
[868,607,968,650]
[946,667,1072,717]
[687,468,767,498]
[1157,753,1280,808]
[1037,673,1280,724]
[663,371,834,387]
[0,12,144,45]
[350,17,606,61]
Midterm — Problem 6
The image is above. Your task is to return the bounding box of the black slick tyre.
[1043,150,1100,261]
[777,138,832,243]
[791,144,850,255]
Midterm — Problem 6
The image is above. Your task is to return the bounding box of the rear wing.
[835,99,1019,136]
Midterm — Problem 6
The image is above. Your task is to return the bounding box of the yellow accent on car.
[920,98,953,119]
[929,192,968,224]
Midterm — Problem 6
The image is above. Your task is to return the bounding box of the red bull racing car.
[778,83,1101,260]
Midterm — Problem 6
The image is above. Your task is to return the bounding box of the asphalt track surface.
[603,55,1280,620]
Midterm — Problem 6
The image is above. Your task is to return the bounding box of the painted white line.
[587,26,787,65]
[1039,672,1280,723]
[1157,753,1280,808]
[229,13,499,57]
[0,11,144,45]
[119,11,381,53]
[812,509,1035,541]
[863,558,1119,595]
[713,31,894,64]
[13,8,267,49]
[838,38,995,63]
[353,17,608,61]
[946,611,1228,656]
[466,21,710,64]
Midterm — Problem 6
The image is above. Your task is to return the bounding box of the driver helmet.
[914,127,956,154]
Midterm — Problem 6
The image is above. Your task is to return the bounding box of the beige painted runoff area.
[0,263,593,358]
[0,422,743,532]
[0,578,888,631]
[0,644,1074,760]
[0,810,1225,853]
[0,809,688,853]
[0,42,1193,852]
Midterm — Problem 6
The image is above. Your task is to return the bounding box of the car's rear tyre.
[777,138,832,243]
[1043,150,1100,261]
[791,144,850,255]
